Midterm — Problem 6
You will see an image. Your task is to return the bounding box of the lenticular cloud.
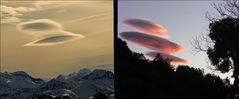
[120,18,188,65]
[146,52,188,65]
[120,32,183,54]
[123,18,168,38]
[24,31,84,46]
[17,19,62,33]
[17,19,84,46]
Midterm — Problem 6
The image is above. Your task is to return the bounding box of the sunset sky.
[1,0,232,79]
[118,1,232,77]
[1,0,113,79]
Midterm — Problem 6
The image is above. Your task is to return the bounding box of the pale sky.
[1,0,113,79]
[118,1,232,78]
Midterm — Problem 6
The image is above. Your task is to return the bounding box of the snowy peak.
[0,71,44,88]
[39,79,78,91]
[78,68,91,77]
[11,71,30,77]
[43,89,78,99]
[56,74,67,81]
[67,68,91,81]
[10,71,44,85]
[83,69,114,80]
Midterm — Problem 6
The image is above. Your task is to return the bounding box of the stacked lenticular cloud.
[17,19,84,46]
[120,18,188,65]
[122,18,168,39]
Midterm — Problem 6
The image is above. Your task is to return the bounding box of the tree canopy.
[115,38,228,99]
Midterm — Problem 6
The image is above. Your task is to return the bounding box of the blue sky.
[118,1,226,75]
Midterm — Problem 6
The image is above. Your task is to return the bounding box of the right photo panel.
[116,0,239,99]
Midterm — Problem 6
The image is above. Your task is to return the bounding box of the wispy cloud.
[1,16,21,23]
[1,5,36,16]
[1,5,36,23]
[32,1,53,9]
[1,1,60,24]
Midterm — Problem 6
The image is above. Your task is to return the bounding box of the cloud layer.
[17,19,84,46]
[1,1,57,24]
[146,52,188,65]
[123,18,168,38]
[1,5,36,23]
[120,32,183,54]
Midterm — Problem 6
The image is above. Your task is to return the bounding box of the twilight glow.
[146,51,188,65]
[120,31,184,54]
[123,18,168,38]
[120,18,188,66]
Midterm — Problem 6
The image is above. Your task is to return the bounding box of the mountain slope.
[0,68,114,99]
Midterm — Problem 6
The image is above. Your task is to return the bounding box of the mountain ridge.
[0,68,114,99]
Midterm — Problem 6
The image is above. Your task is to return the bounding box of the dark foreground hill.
[115,38,229,99]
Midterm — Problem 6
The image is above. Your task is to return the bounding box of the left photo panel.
[0,0,114,99]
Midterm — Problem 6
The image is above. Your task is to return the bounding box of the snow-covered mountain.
[67,68,92,81]
[0,69,114,99]
[0,71,44,98]
[42,89,79,99]
[72,69,114,99]
[38,78,79,91]
[82,69,114,80]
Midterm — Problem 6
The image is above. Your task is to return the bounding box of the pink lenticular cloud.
[120,32,184,54]
[122,18,168,38]
[146,52,188,65]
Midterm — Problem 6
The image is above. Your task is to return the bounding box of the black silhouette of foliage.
[92,92,108,99]
[29,94,72,99]
[115,38,229,99]
[191,1,239,99]
[207,18,239,74]
[175,66,228,99]
[207,0,239,21]
[207,17,239,99]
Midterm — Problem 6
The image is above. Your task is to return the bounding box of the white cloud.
[1,1,54,24]
[1,5,36,16]
[1,1,82,24]
[14,6,36,13]
[1,5,21,16]
[1,5,36,23]
[32,1,52,9]
[1,17,20,23]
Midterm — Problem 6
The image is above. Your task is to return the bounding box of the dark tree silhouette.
[192,1,239,98]
[92,92,108,99]
[207,18,239,76]
[207,17,239,99]
[115,38,228,99]
[207,0,239,21]
[175,66,228,99]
